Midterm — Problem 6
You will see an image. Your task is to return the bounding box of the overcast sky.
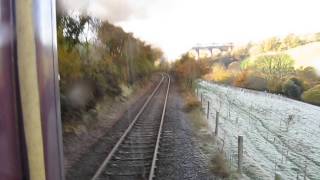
[59,0,320,60]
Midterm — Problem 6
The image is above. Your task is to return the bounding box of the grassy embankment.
[180,84,241,179]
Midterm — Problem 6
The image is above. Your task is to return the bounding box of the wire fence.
[196,80,320,180]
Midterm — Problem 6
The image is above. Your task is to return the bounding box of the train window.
[2,0,320,180]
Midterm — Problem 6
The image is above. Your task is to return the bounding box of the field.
[197,80,320,180]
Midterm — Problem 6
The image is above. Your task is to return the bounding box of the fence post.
[200,93,203,106]
[215,111,219,136]
[207,101,210,119]
[238,136,243,173]
[304,164,307,180]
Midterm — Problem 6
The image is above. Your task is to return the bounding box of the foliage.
[240,58,254,70]
[282,78,303,99]
[182,33,320,105]
[57,14,162,122]
[233,70,248,87]
[296,66,319,82]
[253,53,294,80]
[204,64,234,84]
[183,92,201,112]
[301,85,320,105]
[173,54,210,88]
[260,37,281,52]
[57,15,90,49]
[58,45,82,91]
[280,34,303,50]
[246,75,268,91]
[209,153,230,178]
[231,45,250,60]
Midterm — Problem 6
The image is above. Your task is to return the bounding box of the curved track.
[91,74,171,180]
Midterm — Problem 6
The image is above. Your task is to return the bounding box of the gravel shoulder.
[64,76,216,180]
[156,78,215,180]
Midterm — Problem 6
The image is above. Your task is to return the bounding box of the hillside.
[198,80,320,179]
[286,42,320,74]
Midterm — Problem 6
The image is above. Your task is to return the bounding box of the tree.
[254,53,294,80]
[280,34,303,50]
[205,64,233,84]
[57,15,90,50]
[260,37,281,52]
[174,54,209,88]
[231,45,250,60]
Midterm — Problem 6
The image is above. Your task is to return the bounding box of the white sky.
[60,0,320,60]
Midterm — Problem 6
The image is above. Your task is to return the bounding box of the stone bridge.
[190,43,233,58]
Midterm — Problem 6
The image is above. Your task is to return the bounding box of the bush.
[302,85,320,105]
[233,71,248,88]
[267,79,283,93]
[209,153,230,178]
[233,71,268,91]
[282,78,303,99]
[246,75,268,91]
[183,93,201,112]
[204,64,234,84]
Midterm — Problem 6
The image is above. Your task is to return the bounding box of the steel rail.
[148,73,171,180]
[91,74,165,180]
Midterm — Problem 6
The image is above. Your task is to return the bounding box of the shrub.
[209,153,230,178]
[204,64,234,84]
[183,93,201,112]
[282,78,303,99]
[233,71,248,88]
[267,79,283,93]
[246,75,268,91]
[302,85,320,105]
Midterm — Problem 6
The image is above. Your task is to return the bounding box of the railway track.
[91,74,171,180]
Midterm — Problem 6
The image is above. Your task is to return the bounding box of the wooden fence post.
[207,101,210,119]
[238,136,243,173]
[200,93,203,106]
[304,164,307,180]
[215,111,219,136]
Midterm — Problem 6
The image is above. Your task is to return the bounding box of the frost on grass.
[196,80,320,180]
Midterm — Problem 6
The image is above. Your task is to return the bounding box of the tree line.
[57,13,163,121]
[174,33,320,105]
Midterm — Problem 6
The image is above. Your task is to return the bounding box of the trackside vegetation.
[174,34,320,105]
[57,13,163,122]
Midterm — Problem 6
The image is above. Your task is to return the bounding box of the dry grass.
[183,92,201,112]
[209,152,231,178]
[181,88,235,179]
[188,108,208,130]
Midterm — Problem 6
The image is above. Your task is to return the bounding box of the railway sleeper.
[135,123,158,126]
[120,144,156,149]
[109,160,151,167]
[105,171,149,177]
[128,134,157,137]
[105,166,151,176]
[133,125,158,128]
[118,149,155,154]
[113,154,154,160]
[123,140,156,145]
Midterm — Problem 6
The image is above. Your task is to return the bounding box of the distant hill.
[286,42,320,74]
